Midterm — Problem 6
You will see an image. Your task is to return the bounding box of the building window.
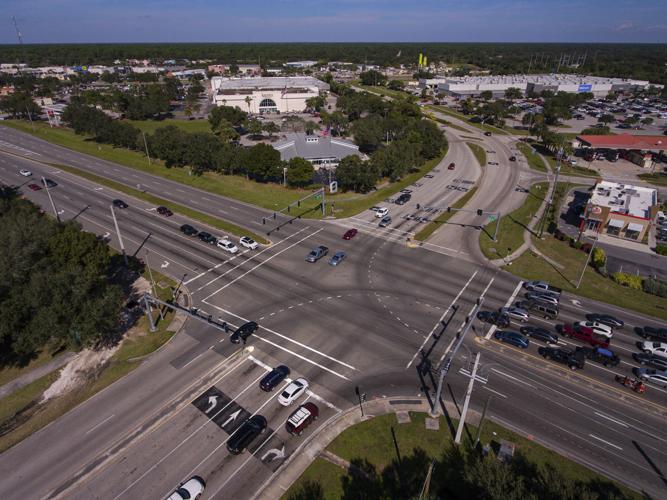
[259,98,277,108]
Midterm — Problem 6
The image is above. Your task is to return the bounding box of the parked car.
[306,245,329,263]
[375,207,389,218]
[259,365,290,392]
[523,281,562,295]
[500,306,529,322]
[157,206,173,216]
[342,229,358,240]
[167,476,206,500]
[561,323,610,348]
[230,321,258,344]
[27,183,42,191]
[637,326,667,341]
[575,346,620,367]
[180,224,199,236]
[632,352,667,370]
[379,216,392,228]
[226,415,267,454]
[19,169,32,177]
[198,231,217,244]
[239,236,258,249]
[575,321,613,338]
[285,402,319,436]
[329,251,346,266]
[278,378,309,406]
[641,341,667,359]
[217,239,239,254]
[477,311,510,328]
[634,368,667,388]
[112,199,128,209]
[538,347,585,370]
[585,314,624,329]
[494,330,529,349]
[519,326,558,344]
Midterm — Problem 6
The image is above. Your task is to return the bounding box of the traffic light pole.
[446,207,501,241]
[454,352,481,444]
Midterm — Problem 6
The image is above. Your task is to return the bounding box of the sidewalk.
[0,352,76,399]
[254,397,480,500]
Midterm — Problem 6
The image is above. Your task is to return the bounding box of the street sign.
[487,215,497,223]
[329,181,338,194]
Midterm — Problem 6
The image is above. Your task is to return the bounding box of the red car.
[561,323,610,349]
[28,183,42,191]
[343,229,358,240]
[448,163,455,170]
[157,206,173,216]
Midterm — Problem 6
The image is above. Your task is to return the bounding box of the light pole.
[576,232,598,289]
[283,166,287,186]
[42,176,60,222]
[538,148,562,238]
[354,386,365,417]
[142,131,152,165]
[455,352,481,444]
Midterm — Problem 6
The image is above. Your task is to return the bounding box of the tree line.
[0,188,125,366]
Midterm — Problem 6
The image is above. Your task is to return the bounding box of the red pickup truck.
[562,323,610,349]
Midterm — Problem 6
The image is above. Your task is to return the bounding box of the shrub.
[643,278,667,298]
[591,247,606,268]
[581,243,593,254]
[611,272,643,290]
[656,244,667,256]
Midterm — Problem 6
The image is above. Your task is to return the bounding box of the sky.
[1,0,666,44]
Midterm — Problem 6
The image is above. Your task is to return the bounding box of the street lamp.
[283,167,287,186]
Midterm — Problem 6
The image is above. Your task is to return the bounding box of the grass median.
[516,142,548,173]
[414,186,478,241]
[0,269,179,453]
[50,162,270,245]
[638,172,667,187]
[479,182,549,260]
[285,412,639,500]
[428,105,510,135]
[466,142,487,167]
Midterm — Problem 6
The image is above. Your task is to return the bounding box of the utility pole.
[110,204,129,266]
[474,396,492,448]
[418,459,436,500]
[145,250,164,321]
[430,298,483,417]
[455,352,481,444]
[493,212,501,242]
[354,386,365,417]
[538,148,562,238]
[143,293,157,332]
[142,131,152,165]
[576,232,598,289]
[42,176,60,222]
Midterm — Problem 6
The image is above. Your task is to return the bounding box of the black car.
[637,326,667,341]
[632,352,667,370]
[538,347,585,370]
[180,224,199,236]
[198,231,217,244]
[585,313,624,329]
[226,415,267,455]
[477,310,510,328]
[395,193,411,205]
[484,131,492,137]
[575,346,620,367]
[230,321,259,344]
[260,365,291,391]
[41,178,57,188]
[509,156,516,161]
[112,199,128,209]
[519,326,558,344]
[157,206,173,216]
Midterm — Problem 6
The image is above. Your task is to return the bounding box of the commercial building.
[431,74,660,98]
[574,134,667,169]
[274,133,361,168]
[580,181,657,242]
[210,76,328,114]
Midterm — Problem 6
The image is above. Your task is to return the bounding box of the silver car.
[500,306,529,322]
[635,368,667,388]
[329,251,346,266]
[379,216,392,227]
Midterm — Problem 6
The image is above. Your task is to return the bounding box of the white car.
[168,476,205,500]
[217,239,239,254]
[575,321,613,338]
[642,341,667,359]
[278,377,309,406]
[19,169,32,177]
[375,207,389,218]
[239,236,258,250]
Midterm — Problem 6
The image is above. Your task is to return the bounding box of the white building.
[274,133,362,168]
[210,76,329,114]
[284,61,318,69]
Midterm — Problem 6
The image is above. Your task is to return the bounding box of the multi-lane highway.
[1,124,666,499]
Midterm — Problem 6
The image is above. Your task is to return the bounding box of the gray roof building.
[274,133,362,168]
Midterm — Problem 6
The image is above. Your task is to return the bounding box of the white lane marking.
[203,228,324,300]
[180,352,205,369]
[485,280,523,340]
[406,270,478,369]
[491,368,536,388]
[85,414,115,435]
[588,433,623,451]
[482,387,507,399]
[594,411,629,428]
[205,302,356,371]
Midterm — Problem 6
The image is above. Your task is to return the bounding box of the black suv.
[632,352,667,370]
[198,231,217,244]
[395,193,411,205]
[112,199,128,209]
[477,310,510,328]
[180,224,199,236]
[230,321,258,344]
[260,365,291,391]
[575,346,620,367]
[519,326,558,344]
[226,415,267,455]
[538,347,585,370]
[637,326,667,342]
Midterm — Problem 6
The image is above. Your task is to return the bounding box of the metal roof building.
[274,133,361,168]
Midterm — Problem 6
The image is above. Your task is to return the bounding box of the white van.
[375,207,389,218]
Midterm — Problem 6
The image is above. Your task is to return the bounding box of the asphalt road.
[1,128,667,499]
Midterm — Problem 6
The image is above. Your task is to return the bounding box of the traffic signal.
[447,207,451,213]
[477,209,483,216]
[273,212,277,220]
[297,200,301,207]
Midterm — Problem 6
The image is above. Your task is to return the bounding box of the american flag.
[281,86,287,97]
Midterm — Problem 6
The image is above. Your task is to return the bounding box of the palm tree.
[245,96,252,114]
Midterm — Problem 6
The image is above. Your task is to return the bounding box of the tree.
[641,117,654,126]
[0,92,42,119]
[359,70,387,86]
[305,95,325,112]
[598,114,615,124]
[625,116,639,125]
[242,143,282,181]
[245,119,264,138]
[209,105,248,129]
[214,119,240,143]
[263,121,280,140]
[504,87,522,100]
[461,98,476,115]
[184,133,222,175]
[479,90,493,101]
[244,95,253,114]
[335,155,378,193]
[387,80,405,91]
[286,157,314,187]
[149,125,188,167]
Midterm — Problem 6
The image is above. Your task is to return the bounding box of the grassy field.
[414,186,478,241]
[356,84,410,100]
[124,118,211,134]
[466,142,487,167]
[428,105,510,135]
[638,172,667,187]
[285,412,639,500]
[51,162,270,245]
[0,350,62,388]
[537,147,599,178]
[516,142,548,173]
[0,269,179,453]
[424,112,471,133]
[479,182,548,259]
[508,236,667,321]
